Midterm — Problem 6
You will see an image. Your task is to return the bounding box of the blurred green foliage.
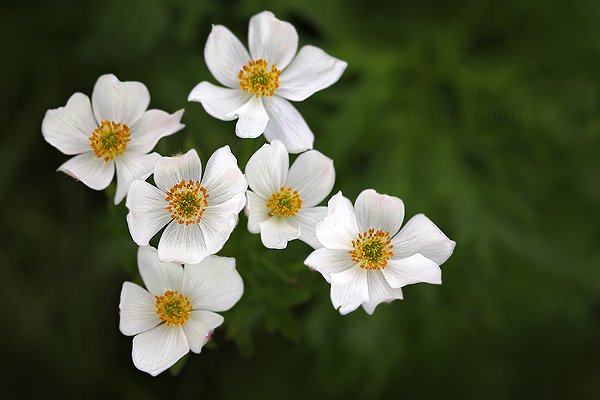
[1,0,600,398]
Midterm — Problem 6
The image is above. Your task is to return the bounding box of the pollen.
[155,290,192,326]
[266,186,302,217]
[238,59,281,97]
[349,229,394,270]
[89,120,131,161]
[165,179,209,225]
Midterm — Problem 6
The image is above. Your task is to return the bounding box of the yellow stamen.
[89,120,131,161]
[155,290,192,326]
[266,186,302,217]
[238,59,280,97]
[165,179,209,225]
[349,229,394,270]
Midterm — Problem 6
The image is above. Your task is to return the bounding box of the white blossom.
[305,190,455,314]
[188,11,347,153]
[126,147,247,264]
[245,140,334,249]
[42,74,184,204]
[119,246,243,376]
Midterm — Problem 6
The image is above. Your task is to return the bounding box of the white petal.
[355,189,405,236]
[361,271,402,315]
[382,253,442,288]
[296,206,328,249]
[304,248,355,283]
[226,96,269,138]
[127,109,185,154]
[91,74,149,126]
[114,152,161,204]
[58,152,114,190]
[245,191,269,234]
[188,81,250,121]
[201,145,247,206]
[204,25,250,88]
[391,214,456,265]
[153,149,202,192]
[119,282,160,336]
[258,216,301,249]
[315,192,358,250]
[248,11,298,69]
[245,140,288,199]
[262,96,313,154]
[198,203,240,255]
[285,150,334,207]
[158,222,208,265]
[137,246,184,296]
[132,324,189,377]
[330,266,369,315]
[183,256,244,312]
[183,310,224,354]
[126,180,171,246]
[42,92,96,155]
[278,45,347,102]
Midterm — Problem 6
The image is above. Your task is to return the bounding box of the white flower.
[305,190,456,315]
[245,140,334,249]
[119,246,243,376]
[126,147,247,264]
[188,11,347,154]
[42,74,185,204]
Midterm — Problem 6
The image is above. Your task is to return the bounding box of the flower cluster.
[42,11,455,376]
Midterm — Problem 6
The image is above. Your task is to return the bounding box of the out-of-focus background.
[1,0,599,398]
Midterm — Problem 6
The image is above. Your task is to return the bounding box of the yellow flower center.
[238,59,280,97]
[89,120,131,161]
[155,290,192,326]
[266,186,302,217]
[349,229,394,270]
[165,179,209,225]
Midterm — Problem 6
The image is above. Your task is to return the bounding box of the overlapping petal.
[198,206,238,255]
[119,282,160,336]
[246,191,270,234]
[245,140,289,198]
[132,324,189,377]
[248,11,298,69]
[305,248,355,283]
[361,271,400,315]
[92,74,150,126]
[128,109,185,154]
[278,45,347,102]
[382,253,442,288]
[114,152,161,205]
[154,149,202,192]
[58,152,115,190]
[355,189,404,236]
[262,96,314,154]
[182,256,244,312]
[42,92,96,155]
[205,25,250,88]
[126,180,172,246]
[183,311,224,354]
[226,96,270,138]
[315,192,358,250]
[201,145,247,207]
[285,150,334,207]
[391,214,456,265]
[330,267,369,315]
[137,246,184,296]
[188,82,250,121]
[296,206,328,249]
[158,222,208,265]
[259,216,301,249]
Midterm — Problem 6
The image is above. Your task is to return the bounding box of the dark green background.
[1,0,599,398]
